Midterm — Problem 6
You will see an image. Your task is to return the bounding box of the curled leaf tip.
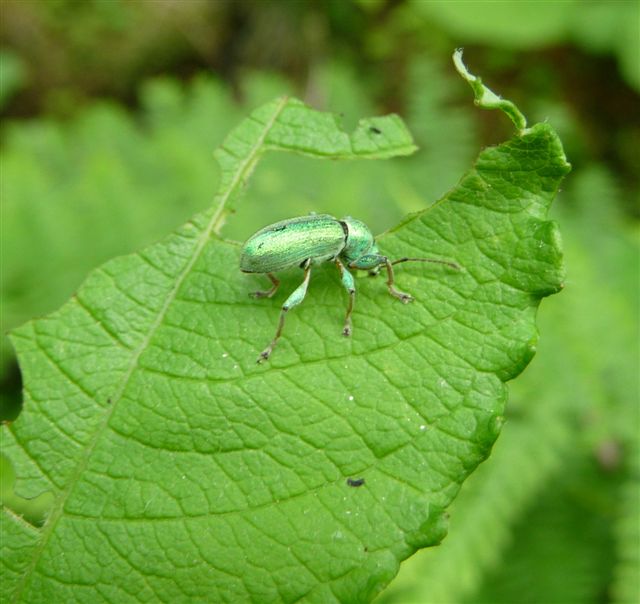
[452,49,528,132]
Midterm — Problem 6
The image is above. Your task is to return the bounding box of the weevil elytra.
[240,214,459,363]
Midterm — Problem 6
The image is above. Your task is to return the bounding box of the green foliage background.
[1,1,638,603]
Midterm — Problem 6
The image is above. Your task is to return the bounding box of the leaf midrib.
[10,97,290,603]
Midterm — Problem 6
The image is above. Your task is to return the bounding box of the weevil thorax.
[339,216,378,264]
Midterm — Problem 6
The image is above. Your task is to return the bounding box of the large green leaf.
[379,166,639,604]
[1,57,569,602]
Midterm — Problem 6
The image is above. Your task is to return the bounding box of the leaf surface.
[1,66,569,603]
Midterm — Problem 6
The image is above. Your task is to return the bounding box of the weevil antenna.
[391,257,460,270]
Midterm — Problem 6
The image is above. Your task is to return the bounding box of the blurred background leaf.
[1,1,638,602]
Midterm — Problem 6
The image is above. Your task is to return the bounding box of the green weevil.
[240,214,459,363]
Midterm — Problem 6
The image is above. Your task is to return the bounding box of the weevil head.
[340,216,378,264]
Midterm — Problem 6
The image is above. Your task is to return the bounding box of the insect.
[240,214,459,363]
[347,477,366,487]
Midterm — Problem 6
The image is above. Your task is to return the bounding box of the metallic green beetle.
[240,214,458,363]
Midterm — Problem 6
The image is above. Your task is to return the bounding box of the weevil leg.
[350,254,414,304]
[258,260,312,363]
[250,273,280,299]
[386,257,459,299]
[335,258,356,336]
[384,257,413,303]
